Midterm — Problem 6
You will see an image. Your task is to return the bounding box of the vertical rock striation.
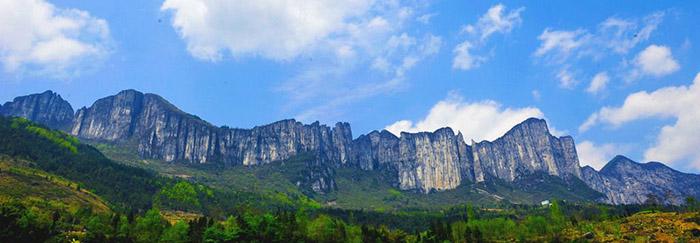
[0,90,74,130]
[69,90,350,192]
[3,89,700,203]
[350,118,581,192]
[581,156,700,205]
[471,118,582,182]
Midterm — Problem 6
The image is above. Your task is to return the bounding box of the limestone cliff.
[68,90,352,192]
[3,89,700,203]
[582,156,700,205]
[471,118,582,182]
[350,119,582,192]
[0,90,74,130]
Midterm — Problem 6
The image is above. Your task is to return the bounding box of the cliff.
[3,89,699,204]
[582,156,700,205]
[0,90,74,130]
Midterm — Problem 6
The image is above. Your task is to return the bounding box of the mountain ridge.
[2,89,699,205]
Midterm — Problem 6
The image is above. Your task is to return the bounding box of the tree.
[133,209,166,243]
[160,221,190,243]
[202,216,240,243]
[85,215,111,241]
[307,215,344,242]
[686,197,699,212]
[549,200,565,229]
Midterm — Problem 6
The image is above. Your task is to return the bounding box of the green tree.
[686,197,699,212]
[307,215,344,242]
[85,215,112,241]
[550,200,565,228]
[133,209,166,243]
[521,215,549,239]
[116,215,130,240]
[160,221,190,243]
[202,216,240,243]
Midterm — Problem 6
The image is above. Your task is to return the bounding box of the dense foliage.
[1,197,699,242]
[0,117,160,211]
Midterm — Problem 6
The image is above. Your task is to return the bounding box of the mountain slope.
[0,116,160,210]
[0,155,111,214]
[582,155,700,205]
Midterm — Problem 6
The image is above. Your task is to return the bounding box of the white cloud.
[452,4,523,71]
[534,29,588,59]
[279,10,441,122]
[384,92,544,142]
[534,12,664,89]
[465,4,524,41]
[580,73,700,170]
[162,1,441,122]
[586,72,610,94]
[629,44,680,79]
[577,141,628,170]
[161,0,378,61]
[0,0,111,78]
[452,41,483,70]
[557,68,579,89]
[599,12,663,54]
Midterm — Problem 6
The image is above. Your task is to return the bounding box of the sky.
[1,0,700,173]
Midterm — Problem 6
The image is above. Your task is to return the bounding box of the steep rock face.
[471,118,582,182]
[582,156,700,205]
[351,118,584,192]
[350,128,473,192]
[70,90,352,165]
[7,89,700,203]
[395,128,465,191]
[69,90,350,192]
[0,91,74,130]
[352,130,400,171]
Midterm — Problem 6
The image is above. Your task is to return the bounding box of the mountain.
[0,90,74,130]
[2,90,699,205]
[0,116,160,210]
[582,155,700,205]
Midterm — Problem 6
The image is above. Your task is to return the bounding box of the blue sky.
[1,0,699,173]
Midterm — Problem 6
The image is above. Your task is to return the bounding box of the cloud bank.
[580,73,700,170]
[0,0,111,78]
[385,92,544,142]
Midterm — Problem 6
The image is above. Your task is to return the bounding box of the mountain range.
[2,90,699,205]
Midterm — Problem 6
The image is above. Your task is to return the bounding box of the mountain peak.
[0,90,74,130]
[601,155,635,169]
[116,89,144,96]
[500,117,550,139]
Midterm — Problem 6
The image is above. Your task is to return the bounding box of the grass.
[0,155,111,214]
[565,211,700,241]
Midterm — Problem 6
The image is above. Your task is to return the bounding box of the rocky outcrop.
[68,90,351,192]
[582,156,700,205]
[471,118,582,182]
[347,119,580,192]
[4,89,700,203]
[351,128,471,192]
[0,91,74,130]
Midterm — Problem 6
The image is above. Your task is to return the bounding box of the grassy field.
[0,155,111,214]
[564,211,700,241]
